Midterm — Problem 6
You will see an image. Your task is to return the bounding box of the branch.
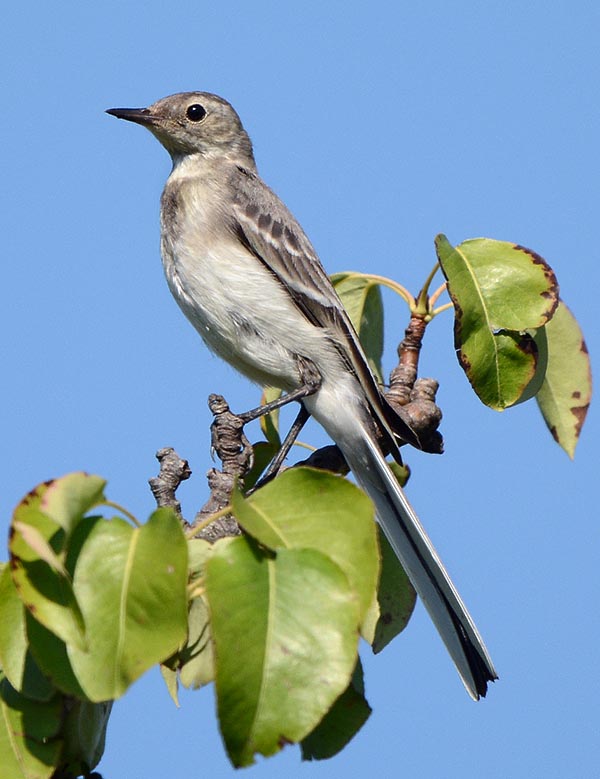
[190,394,252,541]
[385,313,444,454]
[149,308,444,536]
[149,447,192,522]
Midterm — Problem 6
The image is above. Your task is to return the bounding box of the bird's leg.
[238,357,322,423]
[248,405,311,493]
[238,358,321,492]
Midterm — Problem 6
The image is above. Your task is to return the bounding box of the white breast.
[159,166,344,391]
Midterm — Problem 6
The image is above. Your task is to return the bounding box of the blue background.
[3,2,597,777]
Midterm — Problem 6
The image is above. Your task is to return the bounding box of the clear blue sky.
[3,2,598,777]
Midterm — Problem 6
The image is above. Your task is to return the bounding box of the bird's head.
[107,91,255,165]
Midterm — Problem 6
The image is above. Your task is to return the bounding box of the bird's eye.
[186,104,207,122]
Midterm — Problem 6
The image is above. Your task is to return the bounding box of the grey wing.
[229,166,420,450]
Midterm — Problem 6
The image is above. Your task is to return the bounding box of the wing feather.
[228,166,420,450]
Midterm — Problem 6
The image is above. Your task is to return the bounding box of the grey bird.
[107,92,497,699]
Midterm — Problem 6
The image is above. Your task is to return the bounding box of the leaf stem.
[97,500,141,527]
[422,261,442,296]
[431,301,454,316]
[293,440,317,452]
[429,281,448,307]
[338,271,416,307]
[415,262,442,315]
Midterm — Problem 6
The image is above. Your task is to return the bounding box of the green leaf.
[160,663,179,706]
[301,659,371,760]
[332,272,384,381]
[177,597,214,690]
[12,522,67,577]
[172,539,215,691]
[389,460,410,487]
[0,568,54,701]
[26,615,87,699]
[259,387,282,447]
[40,473,106,534]
[187,537,213,585]
[362,529,417,652]
[244,440,280,491]
[0,675,62,779]
[67,508,188,700]
[536,301,592,457]
[435,235,559,409]
[513,326,549,405]
[206,537,360,767]
[231,467,379,624]
[9,484,87,651]
[60,699,112,776]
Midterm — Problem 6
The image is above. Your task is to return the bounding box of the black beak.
[106,107,155,125]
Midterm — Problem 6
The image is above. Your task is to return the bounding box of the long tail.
[341,428,497,700]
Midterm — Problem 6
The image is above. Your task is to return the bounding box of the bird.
[107,92,497,699]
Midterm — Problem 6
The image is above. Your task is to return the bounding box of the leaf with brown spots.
[9,481,87,651]
[536,301,592,457]
[435,235,559,409]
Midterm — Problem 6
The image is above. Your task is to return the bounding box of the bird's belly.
[161,237,337,390]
